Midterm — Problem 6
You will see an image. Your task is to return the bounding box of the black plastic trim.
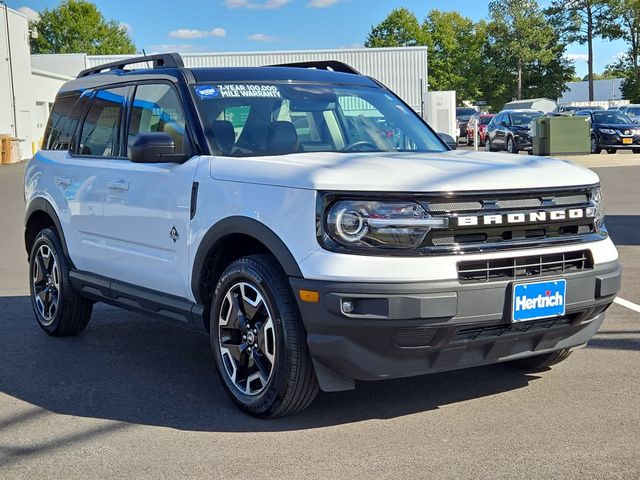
[24,198,72,264]
[190,182,199,220]
[69,270,206,332]
[191,216,303,304]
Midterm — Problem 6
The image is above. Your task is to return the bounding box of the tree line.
[365,0,640,109]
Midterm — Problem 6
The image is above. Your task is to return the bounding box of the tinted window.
[78,87,128,157]
[43,93,81,150]
[592,111,633,124]
[128,83,189,155]
[193,83,445,157]
[479,116,492,125]
[510,112,542,126]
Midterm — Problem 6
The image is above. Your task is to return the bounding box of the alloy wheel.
[32,244,60,326]
[218,282,276,396]
[591,136,597,153]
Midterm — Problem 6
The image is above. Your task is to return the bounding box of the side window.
[78,87,128,157]
[43,93,81,150]
[128,83,190,154]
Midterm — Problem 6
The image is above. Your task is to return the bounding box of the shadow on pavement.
[605,215,640,246]
[0,295,546,433]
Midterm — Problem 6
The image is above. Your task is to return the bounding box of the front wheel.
[211,254,319,417]
[485,137,493,152]
[633,148,640,154]
[29,228,93,336]
[591,136,601,154]
[505,349,572,372]
[606,148,617,154]
[507,136,518,154]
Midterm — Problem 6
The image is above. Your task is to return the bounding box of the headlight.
[589,186,605,229]
[323,199,448,250]
[599,128,616,135]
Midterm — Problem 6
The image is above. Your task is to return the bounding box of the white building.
[559,78,624,104]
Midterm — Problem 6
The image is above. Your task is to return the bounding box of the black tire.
[29,228,93,336]
[591,135,601,154]
[633,148,640,154]
[210,254,319,418]
[606,148,617,154]
[505,349,572,372]
[485,137,493,152]
[507,136,518,154]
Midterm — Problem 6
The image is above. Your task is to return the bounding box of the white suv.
[24,54,621,417]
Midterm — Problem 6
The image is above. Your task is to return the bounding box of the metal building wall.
[86,47,429,112]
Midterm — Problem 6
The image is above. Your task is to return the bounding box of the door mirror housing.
[438,132,457,150]
[128,132,185,163]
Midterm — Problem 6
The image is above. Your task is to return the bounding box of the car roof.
[59,65,379,95]
[500,109,542,113]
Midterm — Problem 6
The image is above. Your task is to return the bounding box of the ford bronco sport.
[24,53,621,417]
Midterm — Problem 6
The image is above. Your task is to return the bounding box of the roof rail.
[77,53,184,78]
[267,60,361,75]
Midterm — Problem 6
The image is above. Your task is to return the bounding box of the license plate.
[512,279,566,322]
[623,138,633,144]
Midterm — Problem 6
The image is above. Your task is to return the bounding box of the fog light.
[342,299,355,314]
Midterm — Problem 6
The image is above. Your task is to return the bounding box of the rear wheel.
[29,228,93,336]
[211,254,318,417]
[606,148,617,154]
[633,148,640,154]
[505,349,572,372]
[591,135,601,154]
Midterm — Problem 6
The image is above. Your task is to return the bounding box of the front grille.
[418,186,601,252]
[454,316,576,343]
[457,250,593,283]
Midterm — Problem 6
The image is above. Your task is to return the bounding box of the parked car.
[575,109,640,154]
[485,109,543,154]
[556,105,582,116]
[466,113,495,146]
[621,104,640,123]
[456,107,478,142]
[24,53,620,418]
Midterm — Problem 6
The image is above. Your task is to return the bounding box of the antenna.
[142,49,151,69]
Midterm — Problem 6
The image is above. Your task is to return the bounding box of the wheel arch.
[24,198,72,264]
[191,216,303,308]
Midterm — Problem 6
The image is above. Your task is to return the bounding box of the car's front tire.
[507,136,518,154]
[591,135,601,154]
[29,228,93,336]
[211,254,319,417]
[606,148,617,154]
[485,137,493,152]
[505,349,572,372]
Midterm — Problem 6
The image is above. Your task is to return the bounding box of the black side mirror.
[128,132,183,163]
[438,132,457,150]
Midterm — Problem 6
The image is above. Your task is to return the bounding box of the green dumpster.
[532,116,590,156]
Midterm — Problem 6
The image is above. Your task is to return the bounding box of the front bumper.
[514,135,533,150]
[291,260,621,391]
[597,132,640,149]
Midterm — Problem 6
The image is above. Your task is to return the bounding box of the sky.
[8,0,628,78]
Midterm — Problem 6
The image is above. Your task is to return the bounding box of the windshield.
[479,116,493,125]
[510,112,542,126]
[592,111,633,124]
[192,83,445,156]
[456,108,477,119]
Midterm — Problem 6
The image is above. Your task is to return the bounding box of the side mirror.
[128,132,183,163]
[438,132,457,150]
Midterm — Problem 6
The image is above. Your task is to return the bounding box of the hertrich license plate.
[512,279,567,322]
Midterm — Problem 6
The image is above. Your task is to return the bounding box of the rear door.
[97,82,198,299]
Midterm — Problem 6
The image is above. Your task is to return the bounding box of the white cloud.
[17,6,40,22]
[565,53,589,62]
[306,0,343,7]
[225,0,291,10]
[148,44,209,53]
[247,33,278,42]
[169,28,226,39]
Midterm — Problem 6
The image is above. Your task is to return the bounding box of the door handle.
[54,175,71,188]
[106,179,129,192]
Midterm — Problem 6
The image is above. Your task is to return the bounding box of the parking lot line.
[614,297,640,314]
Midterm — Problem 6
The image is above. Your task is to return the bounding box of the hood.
[209,150,599,192]
[596,123,638,131]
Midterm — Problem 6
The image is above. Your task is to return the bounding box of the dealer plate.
[623,138,633,144]
[512,279,566,322]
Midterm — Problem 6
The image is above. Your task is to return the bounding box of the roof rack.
[77,53,184,78]
[267,60,361,75]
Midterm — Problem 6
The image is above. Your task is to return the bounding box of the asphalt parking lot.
[0,160,638,479]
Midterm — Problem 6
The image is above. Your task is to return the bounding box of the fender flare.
[24,197,72,262]
[191,216,303,304]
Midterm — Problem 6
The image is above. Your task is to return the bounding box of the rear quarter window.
[42,93,82,150]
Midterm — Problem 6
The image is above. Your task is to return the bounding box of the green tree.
[546,0,618,101]
[422,11,488,103]
[487,0,556,101]
[30,0,136,55]
[365,8,424,47]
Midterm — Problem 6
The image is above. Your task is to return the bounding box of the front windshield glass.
[510,112,542,126]
[193,83,445,156]
[479,116,492,125]
[592,111,633,124]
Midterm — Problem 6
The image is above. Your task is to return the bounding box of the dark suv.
[485,109,543,154]
[575,109,640,154]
